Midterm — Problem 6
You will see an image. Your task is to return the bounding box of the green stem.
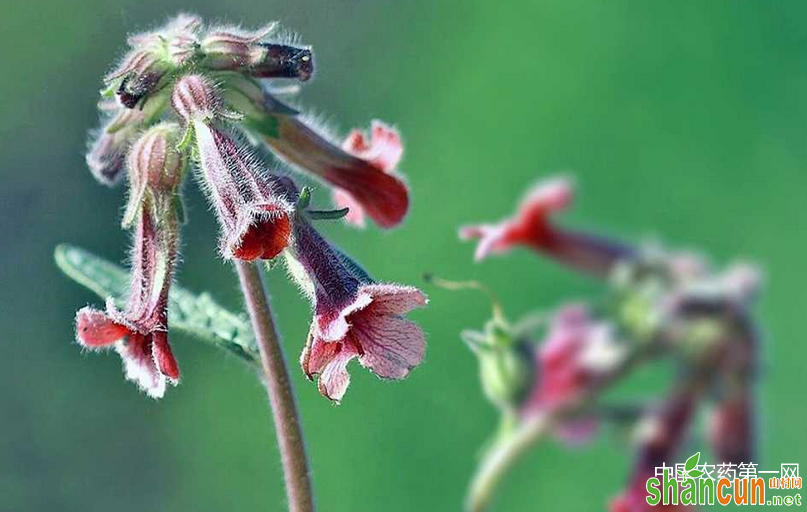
[465,349,647,512]
[234,261,315,512]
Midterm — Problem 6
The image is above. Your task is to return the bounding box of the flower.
[460,177,572,260]
[332,121,404,228]
[252,112,410,229]
[287,217,427,402]
[522,304,624,443]
[460,177,634,276]
[172,75,296,260]
[75,124,185,397]
[708,393,754,465]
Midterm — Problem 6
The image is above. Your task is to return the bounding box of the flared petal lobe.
[332,122,404,228]
[459,177,573,261]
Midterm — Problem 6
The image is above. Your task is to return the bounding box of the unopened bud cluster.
[76,14,424,401]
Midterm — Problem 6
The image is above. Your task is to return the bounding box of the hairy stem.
[234,261,315,512]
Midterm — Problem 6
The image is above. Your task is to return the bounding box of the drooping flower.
[460,177,634,276]
[286,216,427,402]
[75,123,186,397]
[222,79,410,229]
[265,115,410,229]
[332,121,404,228]
[171,74,295,260]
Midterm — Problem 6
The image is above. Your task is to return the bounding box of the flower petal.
[331,188,366,228]
[353,315,426,380]
[361,283,428,316]
[116,333,166,399]
[75,307,130,347]
[151,330,180,382]
[316,342,360,402]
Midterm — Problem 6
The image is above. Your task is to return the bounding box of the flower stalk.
[234,261,315,512]
[465,346,647,512]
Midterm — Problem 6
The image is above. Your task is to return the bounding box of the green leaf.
[687,469,704,479]
[54,244,259,364]
[685,452,700,472]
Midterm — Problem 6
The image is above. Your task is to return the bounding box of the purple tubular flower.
[75,123,186,398]
[288,216,428,403]
[172,75,296,260]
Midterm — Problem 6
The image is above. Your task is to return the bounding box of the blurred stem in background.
[234,261,315,512]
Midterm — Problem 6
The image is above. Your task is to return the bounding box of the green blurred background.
[1,1,805,511]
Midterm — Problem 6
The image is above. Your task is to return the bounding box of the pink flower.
[522,305,624,443]
[263,115,410,229]
[75,124,185,398]
[460,178,572,261]
[332,121,404,228]
[288,219,427,402]
[460,178,633,276]
[172,75,296,260]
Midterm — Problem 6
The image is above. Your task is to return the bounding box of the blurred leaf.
[54,244,259,364]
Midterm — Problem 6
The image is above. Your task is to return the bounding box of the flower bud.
[200,24,276,70]
[107,14,202,108]
[122,123,186,228]
[86,107,146,185]
[463,321,533,412]
[251,43,314,81]
[199,24,313,81]
[171,74,222,122]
